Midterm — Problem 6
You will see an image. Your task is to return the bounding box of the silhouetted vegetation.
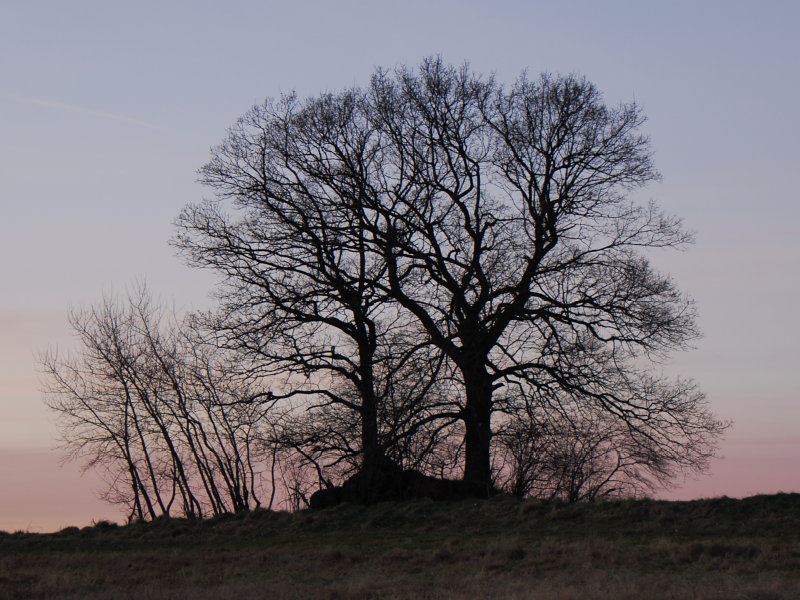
[40,287,278,521]
[3,495,799,599]
[43,58,727,515]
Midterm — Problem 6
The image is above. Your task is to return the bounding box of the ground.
[1,494,798,599]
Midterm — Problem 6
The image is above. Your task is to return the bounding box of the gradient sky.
[1,0,798,532]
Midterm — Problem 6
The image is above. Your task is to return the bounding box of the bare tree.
[41,287,277,521]
[358,59,722,489]
[175,92,454,499]
[492,377,724,501]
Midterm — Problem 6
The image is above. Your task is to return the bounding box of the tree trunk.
[361,390,381,473]
[461,367,494,490]
[357,343,384,501]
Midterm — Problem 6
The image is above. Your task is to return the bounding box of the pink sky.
[0,310,797,532]
[1,435,797,533]
[0,449,116,532]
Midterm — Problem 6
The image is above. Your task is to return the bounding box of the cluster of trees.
[43,59,726,519]
[41,290,279,520]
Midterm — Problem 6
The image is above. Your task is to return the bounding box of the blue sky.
[1,0,798,530]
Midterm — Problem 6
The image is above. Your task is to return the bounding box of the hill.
[2,494,799,599]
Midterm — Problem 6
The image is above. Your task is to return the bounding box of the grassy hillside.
[2,494,799,599]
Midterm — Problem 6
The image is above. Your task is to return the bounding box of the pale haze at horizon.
[1,0,797,531]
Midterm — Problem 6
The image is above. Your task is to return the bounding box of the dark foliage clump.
[310,458,495,509]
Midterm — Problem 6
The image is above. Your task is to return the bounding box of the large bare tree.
[175,93,451,499]
[363,59,724,488]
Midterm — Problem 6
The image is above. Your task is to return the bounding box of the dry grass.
[1,494,799,599]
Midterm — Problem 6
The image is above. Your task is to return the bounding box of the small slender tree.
[41,287,277,521]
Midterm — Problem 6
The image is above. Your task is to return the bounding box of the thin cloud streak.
[2,93,160,130]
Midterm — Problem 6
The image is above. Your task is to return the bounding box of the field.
[1,494,799,599]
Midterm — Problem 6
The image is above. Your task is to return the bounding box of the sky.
[1,0,798,532]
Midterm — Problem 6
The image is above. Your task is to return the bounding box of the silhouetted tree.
[177,57,724,495]
[175,92,455,499]
[41,287,277,521]
[363,60,718,488]
[492,378,724,501]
